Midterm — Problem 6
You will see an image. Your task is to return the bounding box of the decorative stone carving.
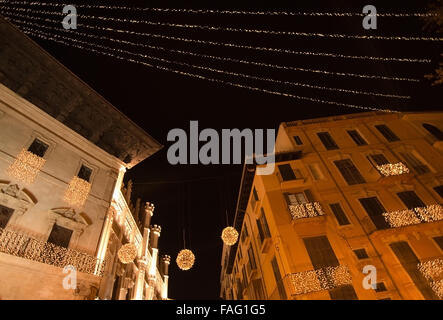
[0,183,35,218]
[47,208,91,248]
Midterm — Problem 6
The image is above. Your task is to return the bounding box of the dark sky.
[2,0,441,299]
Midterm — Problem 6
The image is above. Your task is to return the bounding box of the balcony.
[417,258,443,299]
[0,227,106,276]
[376,162,412,184]
[287,265,352,296]
[289,202,325,220]
[382,204,443,228]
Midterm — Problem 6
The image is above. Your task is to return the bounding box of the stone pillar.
[161,255,171,300]
[141,202,154,257]
[146,225,161,300]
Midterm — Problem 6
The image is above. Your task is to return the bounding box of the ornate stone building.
[220,111,443,300]
[0,16,169,299]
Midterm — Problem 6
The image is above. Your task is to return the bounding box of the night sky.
[1,0,441,299]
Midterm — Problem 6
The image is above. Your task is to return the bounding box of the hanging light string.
[1,5,442,41]
[10,19,411,99]
[1,11,431,64]
[0,1,437,17]
[16,26,400,113]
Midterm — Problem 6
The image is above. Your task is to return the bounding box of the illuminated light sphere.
[176,249,195,271]
[221,227,239,246]
[118,243,137,264]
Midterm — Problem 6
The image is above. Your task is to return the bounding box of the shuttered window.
[397,191,426,209]
[271,256,287,299]
[334,159,366,185]
[389,241,437,300]
[252,279,266,300]
[0,204,14,229]
[375,124,400,142]
[317,132,339,150]
[247,245,257,270]
[347,130,367,146]
[359,197,390,230]
[330,203,350,226]
[278,164,297,181]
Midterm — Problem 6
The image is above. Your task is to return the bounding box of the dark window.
[271,256,287,299]
[434,186,443,198]
[423,123,443,140]
[330,203,350,226]
[27,138,49,157]
[77,165,93,182]
[329,284,358,300]
[251,187,259,209]
[397,191,426,209]
[400,152,430,175]
[433,236,443,251]
[353,248,369,259]
[303,236,339,268]
[241,223,249,243]
[47,224,73,248]
[359,197,390,230]
[368,154,390,167]
[389,241,437,299]
[242,267,248,291]
[347,130,367,146]
[247,245,257,270]
[293,135,303,145]
[252,279,265,300]
[257,208,271,243]
[0,204,14,229]
[374,282,387,292]
[278,164,297,181]
[375,124,400,142]
[317,132,339,150]
[334,159,366,185]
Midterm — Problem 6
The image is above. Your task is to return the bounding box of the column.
[146,225,161,300]
[161,255,171,300]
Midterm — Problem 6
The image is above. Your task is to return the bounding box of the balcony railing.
[382,204,443,228]
[0,227,106,276]
[288,202,325,220]
[287,265,352,296]
[376,162,409,177]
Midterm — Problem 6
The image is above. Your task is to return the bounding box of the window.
[0,204,14,229]
[251,187,259,209]
[433,236,443,251]
[375,124,400,142]
[422,123,443,140]
[374,282,387,292]
[293,135,303,145]
[47,224,73,248]
[359,197,390,230]
[278,164,297,181]
[353,248,369,260]
[242,267,248,291]
[303,236,339,268]
[77,164,93,182]
[396,191,426,209]
[241,223,249,243]
[347,130,367,146]
[257,208,271,243]
[286,192,308,205]
[434,186,443,198]
[247,245,256,270]
[399,152,430,175]
[334,159,366,185]
[330,203,350,226]
[389,241,437,299]
[271,256,287,299]
[329,285,358,300]
[317,132,339,150]
[27,138,49,157]
[252,279,265,300]
[368,154,390,167]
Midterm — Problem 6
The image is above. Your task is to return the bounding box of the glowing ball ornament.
[118,243,137,264]
[176,249,195,271]
[221,227,239,246]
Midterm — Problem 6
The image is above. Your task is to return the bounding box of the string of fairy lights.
[2,10,431,64]
[2,5,443,41]
[0,1,438,17]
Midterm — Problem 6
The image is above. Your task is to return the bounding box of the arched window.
[423,123,443,140]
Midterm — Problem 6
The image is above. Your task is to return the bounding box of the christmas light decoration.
[2,1,437,17]
[289,265,352,295]
[9,18,420,83]
[289,202,325,220]
[376,162,410,176]
[63,176,91,207]
[431,280,443,299]
[14,26,400,113]
[117,243,138,264]
[221,227,239,246]
[3,12,431,64]
[418,259,443,299]
[0,227,106,275]
[176,249,195,270]
[6,149,46,184]
[383,204,443,228]
[2,6,442,42]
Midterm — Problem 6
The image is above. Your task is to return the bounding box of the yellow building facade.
[220,111,443,300]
